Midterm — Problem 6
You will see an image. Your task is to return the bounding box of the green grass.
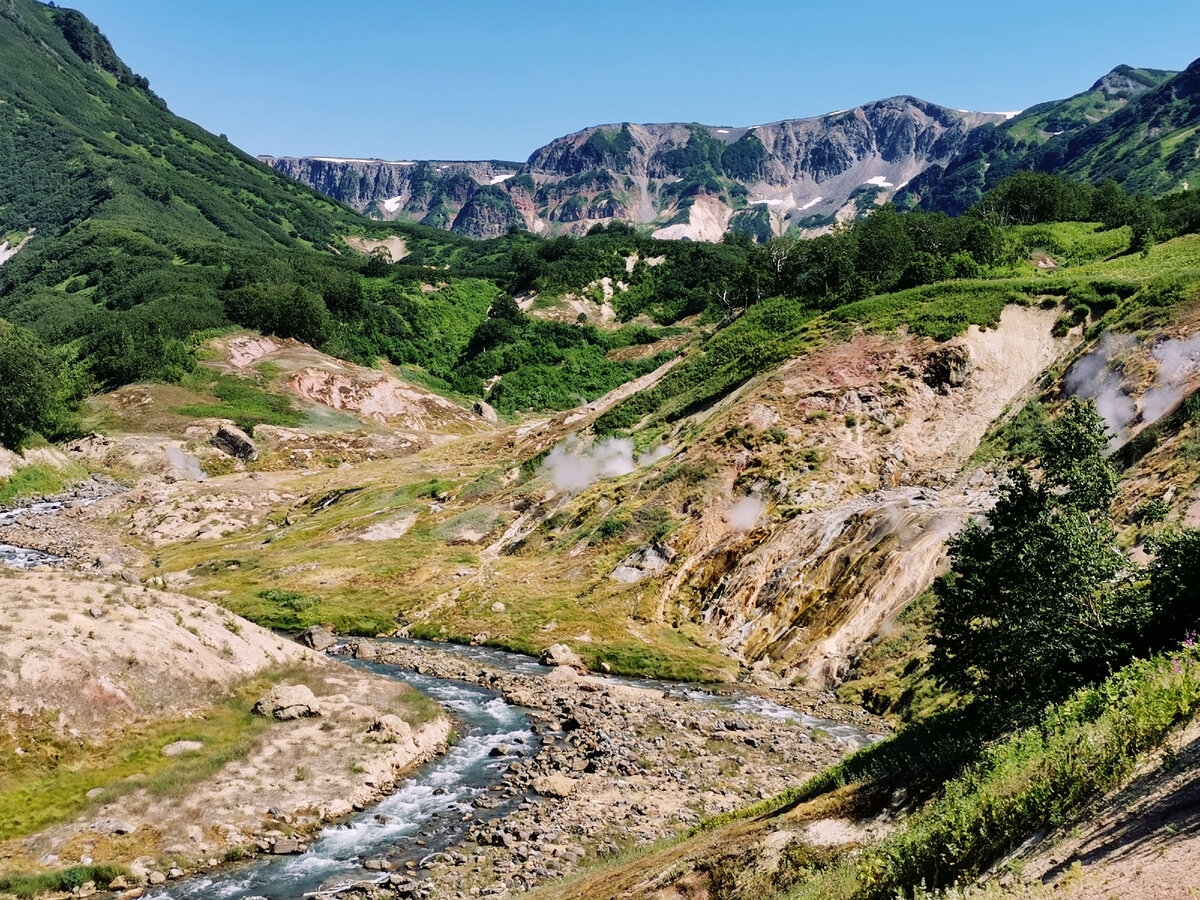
[172,372,302,431]
[773,646,1200,899]
[829,282,1025,342]
[0,864,129,898]
[0,674,275,842]
[0,461,87,504]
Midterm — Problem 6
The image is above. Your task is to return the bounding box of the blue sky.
[68,0,1200,162]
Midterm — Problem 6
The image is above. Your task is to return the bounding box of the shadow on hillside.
[1040,725,1200,883]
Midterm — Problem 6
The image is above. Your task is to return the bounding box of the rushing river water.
[154,667,537,900]
[0,499,78,568]
[0,543,63,568]
[151,639,876,899]
[2,497,875,897]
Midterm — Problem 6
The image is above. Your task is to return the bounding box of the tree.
[931,399,1130,708]
[0,319,67,449]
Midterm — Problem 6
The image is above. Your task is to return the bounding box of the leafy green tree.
[1134,529,1200,652]
[931,399,1130,708]
[0,319,68,449]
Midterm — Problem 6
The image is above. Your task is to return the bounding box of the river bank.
[0,571,451,892]
[325,640,887,899]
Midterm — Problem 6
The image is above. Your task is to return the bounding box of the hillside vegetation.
[4,4,1200,898]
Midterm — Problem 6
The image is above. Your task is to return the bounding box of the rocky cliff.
[262,98,1006,239]
[259,156,520,228]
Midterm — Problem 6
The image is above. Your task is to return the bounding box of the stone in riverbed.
[540,643,586,671]
[300,625,337,651]
[532,774,575,798]
[545,665,578,686]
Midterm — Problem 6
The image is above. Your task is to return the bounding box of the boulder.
[300,625,337,652]
[532,773,575,798]
[272,838,302,854]
[367,714,413,744]
[352,640,378,661]
[210,423,259,461]
[253,684,322,720]
[540,643,586,671]
[473,400,500,424]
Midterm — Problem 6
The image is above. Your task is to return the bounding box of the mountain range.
[263,62,1198,240]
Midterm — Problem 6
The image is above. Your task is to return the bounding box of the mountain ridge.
[261,64,1192,240]
[261,97,1008,239]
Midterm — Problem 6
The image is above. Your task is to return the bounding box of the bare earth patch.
[1010,718,1200,900]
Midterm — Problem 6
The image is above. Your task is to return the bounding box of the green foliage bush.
[173,373,301,431]
[0,319,74,448]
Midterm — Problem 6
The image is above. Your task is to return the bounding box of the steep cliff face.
[648,304,1075,686]
[259,156,520,228]
[262,98,1005,239]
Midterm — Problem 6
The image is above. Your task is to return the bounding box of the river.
[153,666,537,900]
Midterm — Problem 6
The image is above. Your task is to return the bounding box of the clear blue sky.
[66,0,1200,163]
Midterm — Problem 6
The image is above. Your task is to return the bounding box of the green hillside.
[896,61,1198,214]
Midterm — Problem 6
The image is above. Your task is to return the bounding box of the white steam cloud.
[1141,332,1200,424]
[1066,331,1200,445]
[165,447,208,481]
[727,496,766,531]
[540,436,671,492]
[1064,333,1137,443]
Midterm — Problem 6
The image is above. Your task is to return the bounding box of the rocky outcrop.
[253,683,323,720]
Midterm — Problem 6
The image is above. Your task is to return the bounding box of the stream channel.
[149,640,875,900]
[0,501,68,567]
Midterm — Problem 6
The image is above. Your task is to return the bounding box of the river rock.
[253,684,322,720]
[272,837,303,854]
[300,624,337,651]
[353,640,378,660]
[210,423,259,461]
[540,643,585,671]
[147,872,166,886]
